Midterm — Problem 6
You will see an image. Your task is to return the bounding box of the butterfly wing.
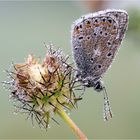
[71,9,128,80]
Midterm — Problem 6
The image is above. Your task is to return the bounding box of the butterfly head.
[76,72,104,92]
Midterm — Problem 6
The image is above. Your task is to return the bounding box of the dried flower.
[4,45,82,129]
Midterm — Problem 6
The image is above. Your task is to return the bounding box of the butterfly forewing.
[71,9,128,80]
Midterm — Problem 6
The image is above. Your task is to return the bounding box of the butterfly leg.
[103,87,113,121]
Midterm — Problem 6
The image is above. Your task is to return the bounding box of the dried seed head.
[4,45,82,129]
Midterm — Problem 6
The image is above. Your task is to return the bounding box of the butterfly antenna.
[103,87,113,121]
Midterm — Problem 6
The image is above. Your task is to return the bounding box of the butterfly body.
[71,9,128,92]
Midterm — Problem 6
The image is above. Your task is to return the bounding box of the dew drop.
[13,111,17,115]
[67,112,70,116]
[48,124,51,129]
[9,94,12,98]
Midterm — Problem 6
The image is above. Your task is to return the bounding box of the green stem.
[57,109,88,140]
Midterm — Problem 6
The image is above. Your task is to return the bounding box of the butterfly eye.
[94,81,103,91]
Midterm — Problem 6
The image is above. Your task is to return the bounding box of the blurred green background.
[0,1,140,139]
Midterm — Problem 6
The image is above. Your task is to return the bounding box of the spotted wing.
[71,9,128,80]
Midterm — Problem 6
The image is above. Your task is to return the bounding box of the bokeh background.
[0,1,140,139]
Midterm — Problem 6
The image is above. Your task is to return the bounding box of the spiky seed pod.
[4,45,82,129]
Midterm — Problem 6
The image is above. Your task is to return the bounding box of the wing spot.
[107,41,111,46]
[94,64,102,71]
[86,35,91,40]
[90,58,94,62]
[79,24,82,28]
[104,32,108,37]
[100,31,103,35]
[113,26,116,29]
[102,18,106,22]
[76,26,79,30]
[79,36,83,40]
[74,47,78,50]
[107,52,113,58]
[115,14,118,18]
[87,20,91,24]
[93,33,97,36]
[97,65,101,68]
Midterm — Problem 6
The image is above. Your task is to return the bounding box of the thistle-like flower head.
[4,45,82,129]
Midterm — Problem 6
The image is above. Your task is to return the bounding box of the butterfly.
[71,9,129,120]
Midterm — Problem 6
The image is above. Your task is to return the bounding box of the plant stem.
[57,109,88,140]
